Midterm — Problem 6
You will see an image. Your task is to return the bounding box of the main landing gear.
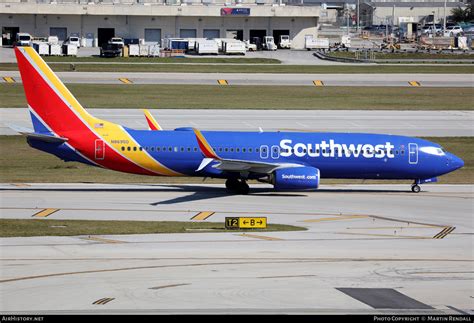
[225,178,250,195]
[411,184,421,193]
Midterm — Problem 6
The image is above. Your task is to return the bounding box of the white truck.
[263,36,277,51]
[279,35,291,49]
[15,33,32,46]
[196,39,219,55]
[305,36,330,50]
[222,40,246,55]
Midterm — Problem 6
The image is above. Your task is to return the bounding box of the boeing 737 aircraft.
[11,46,464,194]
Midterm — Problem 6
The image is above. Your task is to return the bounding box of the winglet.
[143,109,162,131]
[192,128,221,160]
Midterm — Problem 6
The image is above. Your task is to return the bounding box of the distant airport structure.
[0,0,468,49]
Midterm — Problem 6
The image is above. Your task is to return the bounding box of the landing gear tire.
[225,178,239,191]
[411,184,421,193]
[225,179,249,195]
[236,180,250,195]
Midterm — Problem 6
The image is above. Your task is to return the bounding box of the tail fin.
[14,46,95,135]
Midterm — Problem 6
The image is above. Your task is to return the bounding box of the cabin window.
[139,147,143,151]
[187,147,191,152]
[194,147,198,152]
[168,147,172,152]
[249,148,253,153]
[401,150,405,155]
[150,147,154,152]
[242,148,246,153]
[133,147,137,151]
[256,148,259,153]
[218,148,223,152]
[121,146,125,151]
[174,147,178,152]
[127,147,131,151]
[180,147,184,152]
[225,148,229,152]
[236,148,240,153]
[230,148,234,152]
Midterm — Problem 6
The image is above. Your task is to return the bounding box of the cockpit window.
[420,146,446,156]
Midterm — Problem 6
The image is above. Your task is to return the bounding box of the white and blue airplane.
[12,46,464,194]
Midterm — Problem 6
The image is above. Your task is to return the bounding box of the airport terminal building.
[0,0,320,49]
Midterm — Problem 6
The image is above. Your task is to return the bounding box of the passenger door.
[408,143,418,164]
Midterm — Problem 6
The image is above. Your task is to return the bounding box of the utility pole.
[357,0,360,33]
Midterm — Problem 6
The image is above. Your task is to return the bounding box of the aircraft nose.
[447,153,464,171]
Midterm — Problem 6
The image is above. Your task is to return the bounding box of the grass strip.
[0,219,305,237]
[1,84,473,110]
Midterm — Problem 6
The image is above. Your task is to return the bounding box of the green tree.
[450,6,467,23]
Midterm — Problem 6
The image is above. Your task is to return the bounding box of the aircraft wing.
[193,128,302,174]
[143,109,162,131]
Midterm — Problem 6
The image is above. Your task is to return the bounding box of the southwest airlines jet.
[12,46,464,194]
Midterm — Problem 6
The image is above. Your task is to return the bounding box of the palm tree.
[450,6,467,23]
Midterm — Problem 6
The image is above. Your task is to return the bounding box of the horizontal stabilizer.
[7,123,68,143]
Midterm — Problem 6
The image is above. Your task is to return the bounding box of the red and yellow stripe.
[192,128,220,160]
[15,46,180,177]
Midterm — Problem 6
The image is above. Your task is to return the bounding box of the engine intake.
[272,166,320,190]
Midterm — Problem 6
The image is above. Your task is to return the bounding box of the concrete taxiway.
[1,109,473,137]
[0,183,472,314]
[1,71,473,87]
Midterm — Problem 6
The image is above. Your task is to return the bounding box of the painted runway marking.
[239,233,283,241]
[336,288,434,309]
[191,211,215,221]
[217,79,228,85]
[313,80,324,86]
[82,236,126,244]
[3,77,15,83]
[93,298,115,305]
[149,283,190,290]
[408,81,421,87]
[119,78,133,84]
[433,226,456,239]
[32,208,59,218]
[258,274,316,279]
[337,232,431,239]
[302,215,367,223]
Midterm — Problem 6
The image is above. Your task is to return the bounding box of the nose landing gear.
[225,178,250,195]
[411,184,421,193]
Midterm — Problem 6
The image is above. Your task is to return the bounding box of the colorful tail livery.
[12,46,464,194]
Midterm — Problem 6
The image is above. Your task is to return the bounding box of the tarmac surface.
[1,70,473,87]
[0,183,472,314]
[2,109,473,137]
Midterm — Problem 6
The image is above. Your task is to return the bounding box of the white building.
[0,0,320,49]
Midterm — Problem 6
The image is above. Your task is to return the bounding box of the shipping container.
[62,44,77,56]
[128,44,140,56]
[32,42,49,55]
[49,44,62,56]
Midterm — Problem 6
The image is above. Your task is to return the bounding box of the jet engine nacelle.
[272,166,320,190]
